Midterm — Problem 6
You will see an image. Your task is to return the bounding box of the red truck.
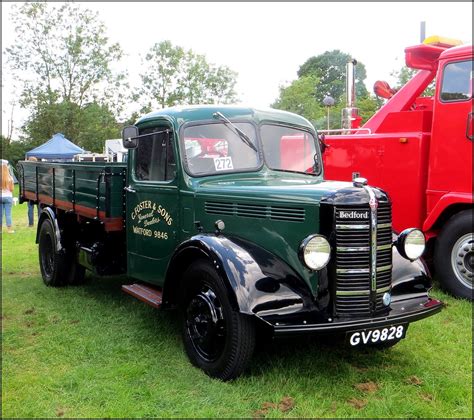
[322,37,473,300]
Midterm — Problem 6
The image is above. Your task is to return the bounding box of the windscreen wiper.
[213,112,258,152]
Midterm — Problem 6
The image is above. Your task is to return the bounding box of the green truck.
[18,105,443,380]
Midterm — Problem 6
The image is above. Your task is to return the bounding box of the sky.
[1,1,473,138]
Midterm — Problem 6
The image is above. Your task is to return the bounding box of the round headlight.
[300,235,331,270]
[397,228,426,260]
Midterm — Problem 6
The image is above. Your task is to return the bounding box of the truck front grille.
[334,203,392,317]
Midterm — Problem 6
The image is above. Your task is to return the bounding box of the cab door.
[428,58,473,210]
[125,120,179,286]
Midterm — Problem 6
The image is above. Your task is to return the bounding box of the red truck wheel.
[434,210,473,300]
[181,260,255,381]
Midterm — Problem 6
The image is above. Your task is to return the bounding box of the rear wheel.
[182,260,255,381]
[38,219,69,287]
[435,210,473,300]
[38,217,86,287]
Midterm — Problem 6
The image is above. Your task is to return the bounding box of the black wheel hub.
[186,287,226,362]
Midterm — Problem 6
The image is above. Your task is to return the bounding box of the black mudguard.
[391,241,433,300]
[165,234,317,317]
[36,207,63,252]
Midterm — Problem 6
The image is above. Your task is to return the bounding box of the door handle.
[467,112,473,141]
[124,185,136,193]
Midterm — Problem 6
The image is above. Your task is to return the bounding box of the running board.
[122,283,163,308]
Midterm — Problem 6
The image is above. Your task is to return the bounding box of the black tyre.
[434,210,473,300]
[38,218,85,287]
[38,219,70,287]
[182,260,255,381]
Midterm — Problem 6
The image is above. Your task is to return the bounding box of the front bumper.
[267,297,443,336]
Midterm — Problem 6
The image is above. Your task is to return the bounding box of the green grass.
[1,191,472,418]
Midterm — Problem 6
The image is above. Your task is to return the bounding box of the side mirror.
[122,126,139,149]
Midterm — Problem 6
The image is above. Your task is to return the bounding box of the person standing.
[1,160,15,233]
[26,156,39,226]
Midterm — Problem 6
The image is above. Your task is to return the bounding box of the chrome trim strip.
[336,223,369,229]
[335,223,390,230]
[337,246,370,252]
[363,185,378,294]
[336,268,370,274]
[337,244,392,252]
[336,286,392,296]
[336,290,370,296]
[376,264,392,272]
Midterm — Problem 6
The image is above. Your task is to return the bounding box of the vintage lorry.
[18,105,442,380]
[322,37,473,300]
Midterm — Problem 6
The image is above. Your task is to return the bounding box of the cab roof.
[439,44,473,61]
[136,105,314,131]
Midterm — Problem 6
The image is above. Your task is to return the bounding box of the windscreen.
[183,122,259,176]
[260,125,320,175]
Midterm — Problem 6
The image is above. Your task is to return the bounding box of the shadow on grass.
[70,274,409,382]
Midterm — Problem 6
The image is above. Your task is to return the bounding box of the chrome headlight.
[395,228,426,261]
[300,234,331,270]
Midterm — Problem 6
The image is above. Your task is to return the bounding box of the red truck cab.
[323,38,473,299]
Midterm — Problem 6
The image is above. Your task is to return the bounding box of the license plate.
[346,324,407,346]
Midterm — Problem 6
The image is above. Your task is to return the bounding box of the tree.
[1,135,31,167]
[298,50,369,103]
[4,2,127,148]
[139,41,238,110]
[272,50,380,130]
[271,76,325,123]
[22,100,120,152]
[6,2,126,113]
[390,66,435,97]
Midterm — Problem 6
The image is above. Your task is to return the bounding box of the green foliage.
[272,76,325,123]
[5,2,126,150]
[272,50,379,130]
[22,100,120,153]
[391,66,436,97]
[1,135,31,166]
[298,50,369,103]
[6,2,126,113]
[139,40,238,109]
[2,200,473,418]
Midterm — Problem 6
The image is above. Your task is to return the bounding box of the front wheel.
[182,260,255,381]
[434,210,473,300]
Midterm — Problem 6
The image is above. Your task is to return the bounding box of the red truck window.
[440,60,473,102]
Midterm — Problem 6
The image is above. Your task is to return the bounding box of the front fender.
[391,244,432,299]
[166,234,317,317]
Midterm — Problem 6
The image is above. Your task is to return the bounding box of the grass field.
[1,193,472,418]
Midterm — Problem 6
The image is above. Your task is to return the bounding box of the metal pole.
[420,21,426,43]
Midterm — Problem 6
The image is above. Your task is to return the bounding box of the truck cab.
[20,105,442,380]
[323,38,473,300]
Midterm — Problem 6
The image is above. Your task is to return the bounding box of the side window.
[135,128,176,182]
[440,60,473,102]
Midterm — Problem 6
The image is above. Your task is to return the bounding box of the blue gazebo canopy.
[26,133,85,160]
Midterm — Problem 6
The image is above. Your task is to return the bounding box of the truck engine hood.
[193,173,387,206]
